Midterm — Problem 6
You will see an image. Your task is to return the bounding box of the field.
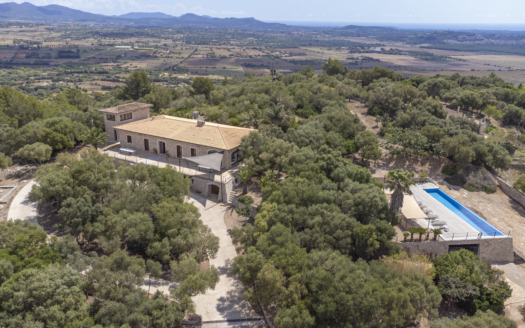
[0,25,525,85]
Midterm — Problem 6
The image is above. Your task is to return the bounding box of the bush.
[235,205,252,218]
[463,180,478,192]
[0,153,12,169]
[484,124,497,134]
[518,134,525,145]
[367,106,383,117]
[345,139,357,154]
[17,142,53,163]
[238,195,254,206]
[229,117,240,126]
[483,185,497,194]
[419,172,428,178]
[514,174,525,193]
[501,141,518,155]
[442,165,458,176]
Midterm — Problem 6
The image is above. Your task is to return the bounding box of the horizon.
[2,0,525,27]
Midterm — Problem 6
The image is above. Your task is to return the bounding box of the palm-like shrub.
[386,169,415,211]
[235,166,256,194]
[81,128,109,150]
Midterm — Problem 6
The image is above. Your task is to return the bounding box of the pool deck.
[409,183,507,241]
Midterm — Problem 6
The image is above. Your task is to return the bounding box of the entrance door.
[114,130,117,140]
[144,139,149,151]
[177,145,182,158]
[210,185,220,195]
[159,142,166,154]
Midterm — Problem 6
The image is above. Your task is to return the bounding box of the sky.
[3,0,525,26]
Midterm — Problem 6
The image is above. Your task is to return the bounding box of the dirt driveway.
[189,193,260,323]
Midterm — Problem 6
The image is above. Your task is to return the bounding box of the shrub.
[235,205,252,218]
[501,141,518,155]
[514,174,525,193]
[238,195,254,206]
[367,106,383,117]
[442,165,458,176]
[229,117,240,126]
[484,124,498,134]
[518,134,525,145]
[483,185,497,194]
[0,153,12,169]
[463,180,478,192]
[345,139,358,154]
[17,142,53,163]
[419,172,428,178]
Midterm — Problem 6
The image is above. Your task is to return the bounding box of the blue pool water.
[425,188,505,237]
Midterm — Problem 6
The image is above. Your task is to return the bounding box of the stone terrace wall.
[496,177,525,209]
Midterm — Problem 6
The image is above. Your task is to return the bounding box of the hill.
[0,2,296,30]
[118,12,175,19]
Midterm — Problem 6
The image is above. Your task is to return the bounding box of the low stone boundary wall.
[496,177,525,209]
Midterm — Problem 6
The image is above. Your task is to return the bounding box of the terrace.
[101,145,238,186]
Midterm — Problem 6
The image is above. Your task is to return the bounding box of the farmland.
[1,23,525,92]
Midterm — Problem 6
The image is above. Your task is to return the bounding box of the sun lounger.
[433,220,447,226]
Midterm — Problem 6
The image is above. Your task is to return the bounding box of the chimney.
[193,111,199,120]
[197,119,205,127]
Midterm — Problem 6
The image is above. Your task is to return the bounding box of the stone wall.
[496,177,525,209]
[401,237,514,262]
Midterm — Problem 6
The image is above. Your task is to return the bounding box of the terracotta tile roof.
[115,115,255,150]
[99,102,153,114]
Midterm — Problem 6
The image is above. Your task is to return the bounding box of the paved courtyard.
[189,193,261,323]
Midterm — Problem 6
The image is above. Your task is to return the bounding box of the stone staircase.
[228,187,242,205]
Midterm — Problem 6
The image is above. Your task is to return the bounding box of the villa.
[99,103,255,202]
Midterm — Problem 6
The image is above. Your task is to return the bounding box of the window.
[107,114,115,121]
[231,151,239,164]
[120,113,132,121]
[177,145,182,158]
[127,135,132,143]
[144,139,149,151]
[191,148,197,157]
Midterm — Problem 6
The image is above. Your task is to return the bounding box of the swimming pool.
[425,188,505,237]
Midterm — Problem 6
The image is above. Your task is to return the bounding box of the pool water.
[425,188,505,237]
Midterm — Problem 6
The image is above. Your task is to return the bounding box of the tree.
[145,86,173,112]
[0,264,89,328]
[322,58,344,76]
[17,142,52,163]
[80,127,108,150]
[430,310,516,328]
[123,71,152,100]
[0,152,12,169]
[235,166,256,194]
[262,103,291,127]
[355,130,382,161]
[386,169,415,211]
[191,77,215,99]
[433,249,512,314]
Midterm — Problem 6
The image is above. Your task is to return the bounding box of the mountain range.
[0,2,298,30]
